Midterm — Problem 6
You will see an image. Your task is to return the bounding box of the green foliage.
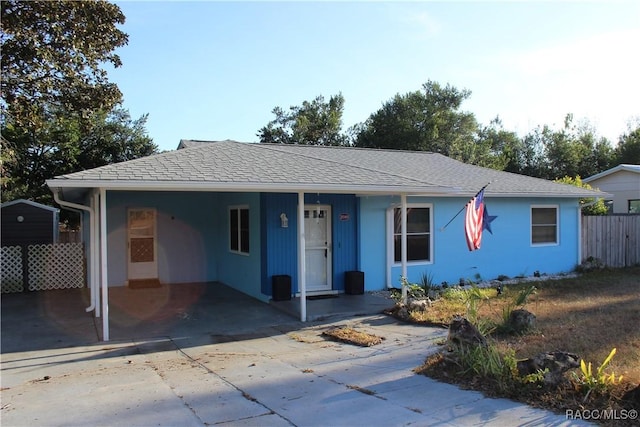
[555,176,608,215]
[454,344,518,393]
[615,124,640,164]
[1,108,157,205]
[1,0,128,130]
[573,348,623,401]
[0,1,157,208]
[354,80,480,163]
[420,272,436,291]
[521,368,549,387]
[258,94,349,146]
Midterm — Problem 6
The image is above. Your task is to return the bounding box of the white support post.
[401,194,408,304]
[99,188,109,341]
[298,192,307,322]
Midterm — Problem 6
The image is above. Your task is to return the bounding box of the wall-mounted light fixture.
[280,212,288,228]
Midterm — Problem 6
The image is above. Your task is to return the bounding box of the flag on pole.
[465,188,485,251]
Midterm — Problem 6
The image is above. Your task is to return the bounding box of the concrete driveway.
[1,286,589,426]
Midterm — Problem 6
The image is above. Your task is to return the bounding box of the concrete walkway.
[1,287,590,426]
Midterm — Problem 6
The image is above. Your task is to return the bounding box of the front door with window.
[127,208,158,283]
[304,205,332,293]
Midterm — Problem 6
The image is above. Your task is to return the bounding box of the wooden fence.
[582,215,640,267]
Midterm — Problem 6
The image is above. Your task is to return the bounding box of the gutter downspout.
[53,190,97,313]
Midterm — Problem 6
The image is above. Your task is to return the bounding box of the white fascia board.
[46,179,610,199]
[46,179,451,195]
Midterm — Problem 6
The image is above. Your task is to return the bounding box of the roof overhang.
[46,178,609,199]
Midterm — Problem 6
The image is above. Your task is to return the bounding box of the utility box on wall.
[272,275,292,301]
[345,271,364,295]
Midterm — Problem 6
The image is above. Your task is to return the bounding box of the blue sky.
[109,1,640,152]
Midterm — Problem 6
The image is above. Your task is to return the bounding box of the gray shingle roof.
[47,140,605,198]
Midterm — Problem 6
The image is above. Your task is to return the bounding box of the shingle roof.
[47,140,605,198]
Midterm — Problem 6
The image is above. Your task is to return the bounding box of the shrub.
[572,348,623,402]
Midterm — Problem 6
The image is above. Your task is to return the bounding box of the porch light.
[280,212,288,228]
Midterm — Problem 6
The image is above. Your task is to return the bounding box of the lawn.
[395,267,640,425]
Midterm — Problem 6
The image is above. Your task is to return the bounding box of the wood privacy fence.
[1,243,85,293]
[582,215,640,267]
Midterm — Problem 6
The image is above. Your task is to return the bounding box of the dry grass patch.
[409,267,640,425]
[322,326,385,347]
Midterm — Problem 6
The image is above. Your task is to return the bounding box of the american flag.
[464,189,485,251]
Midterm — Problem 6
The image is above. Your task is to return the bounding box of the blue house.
[46,140,605,340]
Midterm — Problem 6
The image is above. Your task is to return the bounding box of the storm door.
[127,208,158,282]
[304,205,332,293]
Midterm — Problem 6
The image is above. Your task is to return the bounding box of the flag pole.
[439,182,491,232]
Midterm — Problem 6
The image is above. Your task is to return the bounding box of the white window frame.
[387,203,434,266]
[531,205,559,246]
[229,205,250,255]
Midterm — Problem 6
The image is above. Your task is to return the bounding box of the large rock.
[517,351,580,386]
[509,309,536,333]
[448,316,486,347]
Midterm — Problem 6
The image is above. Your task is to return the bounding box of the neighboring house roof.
[583,164,640,183]
[0,198,59,213]
[47,140,606,199]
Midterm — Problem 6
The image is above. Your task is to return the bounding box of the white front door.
[304,205,332,293]
[127,208,158,281]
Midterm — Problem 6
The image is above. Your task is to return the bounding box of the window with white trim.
[391,205,432,263]
[229,206,249,254]
[531,206,558,245]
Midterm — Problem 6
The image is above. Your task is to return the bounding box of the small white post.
[401,194,408,304]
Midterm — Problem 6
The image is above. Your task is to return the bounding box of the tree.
[1,108,157,204]
[555,176,608,216]
[615,124,640,165]
[1,1,157,207]
[258,94,349,146]
[354,81,479,163]
[474,117,522,170]
[1,0,128,129]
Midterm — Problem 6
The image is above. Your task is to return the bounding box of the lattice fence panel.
[1,246,24,293]
[28,243,85,291]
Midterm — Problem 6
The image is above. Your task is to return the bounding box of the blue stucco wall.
[359,195,581,290]
[216,192,264,301]
[260,193,358,295]
[106,191,219,287]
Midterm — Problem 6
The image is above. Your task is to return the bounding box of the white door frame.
[302,204,332,294]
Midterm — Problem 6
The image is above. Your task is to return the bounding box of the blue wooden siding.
[260,193,358,295]
[360,195,581,290]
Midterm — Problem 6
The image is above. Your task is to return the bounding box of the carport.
[1,282,394,351]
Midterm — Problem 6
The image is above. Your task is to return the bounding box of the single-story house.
[583,164,640,214]
[46,140,607,341]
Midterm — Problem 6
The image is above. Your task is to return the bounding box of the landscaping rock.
[517,351,580,386]
[509,309,536,333]
[447,316,487,347]
[408,298,431,311]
